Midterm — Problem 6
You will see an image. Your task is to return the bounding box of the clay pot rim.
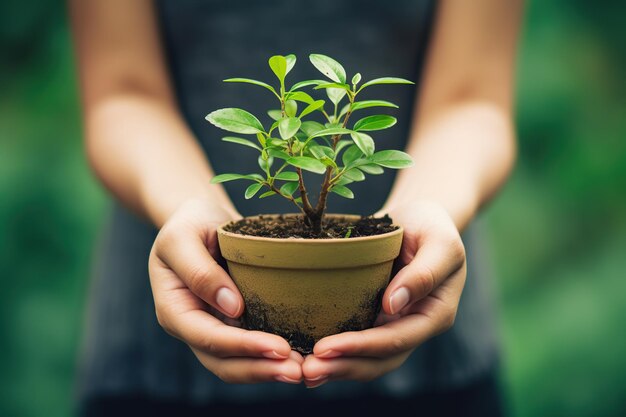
[217,213,403,244]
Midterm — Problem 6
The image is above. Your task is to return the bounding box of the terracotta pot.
[217,214,403,354]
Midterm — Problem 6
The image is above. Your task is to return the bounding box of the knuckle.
[154,309,174,336]
[390,335,409,354]
[447,237,466,264]
[187,264,215,293]
[156,222,178,247]
[199,336,221,357]
[416,265,436,295]
[441,305,458,331]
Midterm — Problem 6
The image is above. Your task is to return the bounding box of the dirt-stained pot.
[217,214,403,354]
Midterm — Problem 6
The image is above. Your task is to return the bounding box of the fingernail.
[306,374,329,382]
[275,375,301,384]
[216,287,240,317]
[263,350,288,359]
[389,287,410,314]
[316,349,341,359]
[306,378,329,389]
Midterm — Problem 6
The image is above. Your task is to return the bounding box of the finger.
[313,269,465,359]
[289,350,305,365]
[302,353,410,383]
[176,310,295,359]
[150,265,292,359]
[155,225,244,318]
[382,233,465,315]
[195,349,303,384]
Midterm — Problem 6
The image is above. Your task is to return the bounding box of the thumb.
[155,227,243,319]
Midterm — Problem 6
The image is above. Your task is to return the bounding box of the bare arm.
[303,0,523,386]
[384,0,522,230]
[69,0,236,227]
[69,0,302,384]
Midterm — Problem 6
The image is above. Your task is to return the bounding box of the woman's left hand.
[301,201,467,388]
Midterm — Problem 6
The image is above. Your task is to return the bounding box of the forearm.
[84,93,236,227]
[383,99,516,231]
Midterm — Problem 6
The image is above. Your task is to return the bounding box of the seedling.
[206,54,414,234]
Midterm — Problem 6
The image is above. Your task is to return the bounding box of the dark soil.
[224,214,398,239]
[242,287,385,354]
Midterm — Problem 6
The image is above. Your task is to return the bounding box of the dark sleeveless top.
[77,0,499,406]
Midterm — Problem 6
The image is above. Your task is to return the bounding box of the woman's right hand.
[148,198,303,384]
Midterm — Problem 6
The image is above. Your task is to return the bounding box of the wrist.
[143,185,239,228]
[379,192,479,232]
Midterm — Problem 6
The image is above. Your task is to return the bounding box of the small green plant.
[206,54,414,234]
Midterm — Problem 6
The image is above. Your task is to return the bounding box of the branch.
[269,184,306,216]
[296,167,315,215]
[314,100,354,214]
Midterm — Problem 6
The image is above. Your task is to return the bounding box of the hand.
[301,201,466,388]
[148,198,303,384]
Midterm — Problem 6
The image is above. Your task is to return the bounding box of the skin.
[69,0,522,387]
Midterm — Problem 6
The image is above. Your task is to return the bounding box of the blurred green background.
[1,1,624,416]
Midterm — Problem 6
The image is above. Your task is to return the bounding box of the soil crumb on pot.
[224,214,398,239]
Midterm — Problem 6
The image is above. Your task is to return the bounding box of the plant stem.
[313,97,354,219]
[268,184,306,215]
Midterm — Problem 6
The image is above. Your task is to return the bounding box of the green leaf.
[268,121,280,135]
[343,168,365,181]
[370,150,414,168]
[274,171,299,181]
[290,139,304,153]
[267,148,290,160]
[326,87,347,106]
[299,121,326,137]
[342,144,363,166]
[210,173,260,184]
[290,79,326,91]
[351,72,362,85]
[308,145,334,160]
[221,136,261,151]
[223,78,278,96]
[256,133,267,147]
[331,184,354,199]
[249,173,265,181]
[353,115,397,131]
[346,158,371,169]
[268,55,287,84]
[258,155,274,171]
[286,91,315,104]
[245,183,263,199]
[359,163,384,175]
[335,176,354,186]
[309,54,346,83]
[267,109,282,121]
[287,156,327,174]
[314,82,351,91]
[320,156,338,169]
[299,100,325,118]
[280,181,299,196]
[259,190,277,199]
[285,54,296,74]
[307,127,352,140]
[335,139,352,157]
[350,132,375,156]
[358,77,414,92]
[267,137,286,147]
[206,108,264,134]
[285,100,298,117]
[278,117,301,139]
[351,100,399,112]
